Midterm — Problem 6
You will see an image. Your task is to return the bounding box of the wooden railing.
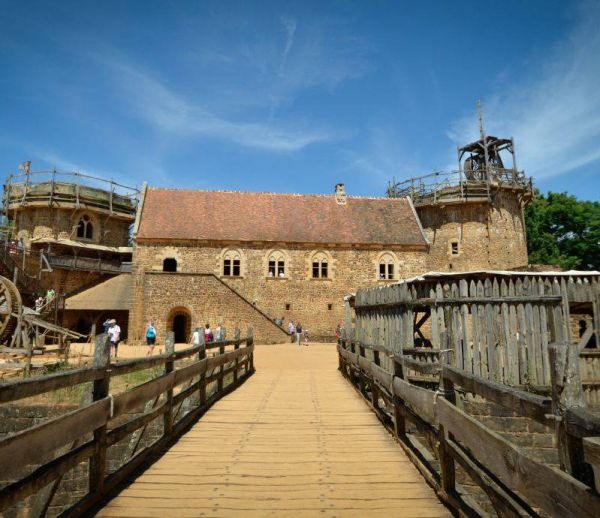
[338,334,600,517]
[0,328,255,516]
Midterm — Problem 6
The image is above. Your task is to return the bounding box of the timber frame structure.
[3,169,139,221]
[387,112,533,206]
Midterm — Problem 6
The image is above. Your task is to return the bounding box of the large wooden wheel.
[0,276,22,344]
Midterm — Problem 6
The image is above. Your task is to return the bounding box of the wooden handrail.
[0,328,255,515]
[337,340,600,517]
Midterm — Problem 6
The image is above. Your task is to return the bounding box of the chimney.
[335,183,347,205]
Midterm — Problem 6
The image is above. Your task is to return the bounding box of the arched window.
[378,253,396,280]
[76,215,93,240]
[163,258,177,272]
[223,250,241,277]
[312,252,329,279]
[268,251,286,278]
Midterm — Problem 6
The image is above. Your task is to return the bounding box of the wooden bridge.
[97,344,449,517]
[2,269,600,518]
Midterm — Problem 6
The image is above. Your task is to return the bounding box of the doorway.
[168,308,191,343]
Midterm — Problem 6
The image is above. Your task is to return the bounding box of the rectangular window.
[327,303,333,310]
[321,262,328,278]
[451,242,459,256]
[387,264,394,279]
[268,260,276,276]
[379,263,386,279]
[223,259,231,276]
[232,259,241,276]
[277,261,285,277]
[285,303,291,311]
[312,262,320,278]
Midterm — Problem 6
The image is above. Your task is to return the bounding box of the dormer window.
[76,215,93,240]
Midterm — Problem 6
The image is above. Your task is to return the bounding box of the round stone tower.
[388,132,533,273]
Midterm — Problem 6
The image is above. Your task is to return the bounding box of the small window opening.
[268,258,285,277]
[163,258,177,272]
[312,254,329,278]
[285,303,291,311]
[451,241,460,256]
[327,303,333,311]
[76,215,93,240]
[378,256,395,280]
[223,251,242,277]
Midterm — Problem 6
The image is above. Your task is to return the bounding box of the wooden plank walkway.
[97,344,450,517]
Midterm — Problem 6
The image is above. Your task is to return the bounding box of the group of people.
[34,288,56,313]
[191,323,223,345]
[144,321,225,356]
[287,320,309,346]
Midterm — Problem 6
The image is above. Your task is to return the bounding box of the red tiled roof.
[136,189,428,246]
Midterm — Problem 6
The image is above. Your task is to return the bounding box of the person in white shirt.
[107,319,121,358]
[191,328,201,346]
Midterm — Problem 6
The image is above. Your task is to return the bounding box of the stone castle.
[1,131,533,343]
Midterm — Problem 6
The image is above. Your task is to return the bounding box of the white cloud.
[279,16,297,76]
[101,58,339,152]
[448,2,600,181]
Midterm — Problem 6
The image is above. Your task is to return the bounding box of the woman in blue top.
[146,321,157,356]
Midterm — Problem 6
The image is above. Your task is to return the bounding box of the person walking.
[107,319,121,358]
[191,327,201,346]
[204,323,214,343]
[295,322,302,346]
[215,323,223,342]
[335,323,342,342]
[145,321,157,356]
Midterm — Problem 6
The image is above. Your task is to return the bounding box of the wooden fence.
[338,334,600,517]
[0,328,255,516]
[351,272,600,396]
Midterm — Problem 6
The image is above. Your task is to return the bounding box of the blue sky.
[1,0,599,200]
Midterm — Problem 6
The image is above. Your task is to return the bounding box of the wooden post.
[234,328,240,383]
[197,329,206,406]
[163,331,175,435]
[218,327,226,392]
[438,363,456,495]
[89,333,110,494]
[247,327,254,373]
[23,329,32,377]
[549,342,593,485]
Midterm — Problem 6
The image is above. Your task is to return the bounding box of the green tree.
[525,191,600,270]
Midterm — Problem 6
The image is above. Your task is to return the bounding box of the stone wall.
[129,272,291,344]
[128,242,427,342]
[15,207,131,248]
[417,189,528,272]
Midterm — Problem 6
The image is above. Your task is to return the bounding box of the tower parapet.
[387,135,533,207]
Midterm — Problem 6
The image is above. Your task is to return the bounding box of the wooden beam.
[0,366,105,403]
[0,398,110,479]
[437,397,598,517]
[443,365,552,423]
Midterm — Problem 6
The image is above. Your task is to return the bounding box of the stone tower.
[1,163,139,298]
[388,129,533,272]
